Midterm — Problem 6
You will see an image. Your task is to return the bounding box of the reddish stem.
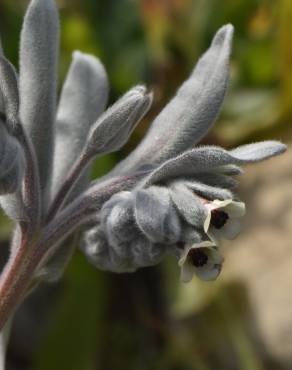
[0,229,29,329]
[0,171,148,330]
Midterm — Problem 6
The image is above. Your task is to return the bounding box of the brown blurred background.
[0,0,292,369]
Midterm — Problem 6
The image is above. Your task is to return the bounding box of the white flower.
[203,199,245,243]
[178,240,223,283]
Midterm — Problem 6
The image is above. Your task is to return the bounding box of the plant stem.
[0,172,147,331]
[0,229,30,330]
[46,152,91,223]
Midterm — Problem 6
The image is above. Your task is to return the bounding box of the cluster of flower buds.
[83,142,282,282]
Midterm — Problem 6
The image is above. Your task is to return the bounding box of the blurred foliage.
[0,0,292,369]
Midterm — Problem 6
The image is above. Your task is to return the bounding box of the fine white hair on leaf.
[109,24,234,175]
[52,51,109,201]
[19,0,60,209]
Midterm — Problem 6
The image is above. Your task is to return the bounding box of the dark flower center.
[188,248,208,267]
[211,210,229,229]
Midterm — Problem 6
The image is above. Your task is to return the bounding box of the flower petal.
[194,248,223,281]
[203,211,212,234]
[211,199,245,217]
[204,199,244,241]
[220,219,241,239]
[180,262,195,283]
[224,201,245,217]
[207,228,222,244]
[195,262,222,281]
[178,240,215,266]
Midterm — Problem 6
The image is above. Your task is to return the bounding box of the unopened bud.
[85,85,153,158]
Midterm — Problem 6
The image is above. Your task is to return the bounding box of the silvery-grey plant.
[0,0,287,366]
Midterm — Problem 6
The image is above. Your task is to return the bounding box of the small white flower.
[203,199,245,243]
[178,240,223,283]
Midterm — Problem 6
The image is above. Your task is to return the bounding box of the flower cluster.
[82,147,267,283]
[0,0,287,335]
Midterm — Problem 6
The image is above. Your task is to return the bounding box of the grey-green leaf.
[51,51,109,199]
[19,0,60,199]
[229,141,287,162]
[143,141,286,186]
[111,24,234,174]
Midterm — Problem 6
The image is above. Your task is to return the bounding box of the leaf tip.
[212,23,234,51]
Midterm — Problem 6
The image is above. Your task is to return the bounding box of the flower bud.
[85,85,153,158]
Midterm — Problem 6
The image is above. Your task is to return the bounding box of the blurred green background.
[0,0,292,369]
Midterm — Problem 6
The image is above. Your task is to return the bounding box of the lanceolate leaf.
[111,24,234,175]
[19,0,60,204]
[52,51,109,199]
